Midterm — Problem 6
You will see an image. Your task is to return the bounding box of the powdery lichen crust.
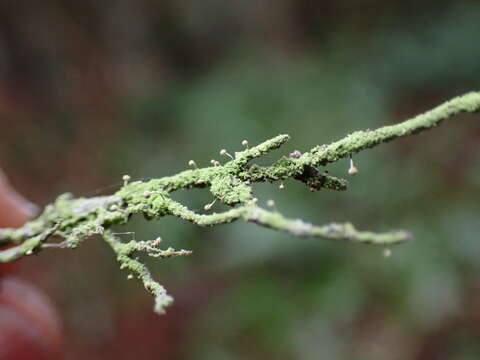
[0,91,478,314]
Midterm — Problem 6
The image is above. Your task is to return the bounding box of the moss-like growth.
[0,92,478,314]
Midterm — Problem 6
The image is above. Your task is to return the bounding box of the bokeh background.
[1,1,480,359]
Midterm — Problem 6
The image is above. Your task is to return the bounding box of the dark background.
[1,1,480,359]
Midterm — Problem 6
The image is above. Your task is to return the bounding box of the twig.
[0,91,478,314]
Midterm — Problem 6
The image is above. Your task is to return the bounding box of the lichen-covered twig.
[0,92,478,314]
[103,230,191,314]
[246,206,411,244]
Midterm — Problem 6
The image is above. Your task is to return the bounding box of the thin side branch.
[246,206,411,245]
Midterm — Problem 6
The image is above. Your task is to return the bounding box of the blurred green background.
[1,1,479,359]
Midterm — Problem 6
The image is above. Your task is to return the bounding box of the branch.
[246,206,411,244]
[0,91,478,314]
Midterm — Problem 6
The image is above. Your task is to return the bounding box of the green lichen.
[0,91,479,314]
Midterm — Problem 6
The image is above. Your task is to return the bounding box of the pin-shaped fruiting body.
[188,160,198,169]
[152,237,162,247]
[348,155,358,175]
[383,248,392,258]
[204,199,216,211]
[143,190,165,199]
[278,182,285,190]
[122,175,131,186]
[220,149,234,160]
[241,140,249,149]
[210,159,220,166]
[266,199,278,212]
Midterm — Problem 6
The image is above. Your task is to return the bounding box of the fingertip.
[0,169,38,228]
